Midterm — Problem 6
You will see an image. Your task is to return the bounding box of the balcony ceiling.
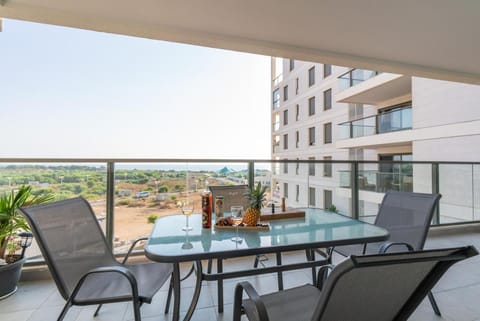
[336,74,412,105]
[0,0,479,84]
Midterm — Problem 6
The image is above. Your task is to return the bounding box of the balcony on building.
[336,69,412,105]
[336,104,413,149]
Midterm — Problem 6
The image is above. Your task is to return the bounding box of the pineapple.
[243,182,267,226]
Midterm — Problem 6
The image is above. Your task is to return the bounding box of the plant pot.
[0,257,26,300]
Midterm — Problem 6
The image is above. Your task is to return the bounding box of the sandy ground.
[92,192,204,248]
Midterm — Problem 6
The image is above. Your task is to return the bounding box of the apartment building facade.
[271,58,480,222]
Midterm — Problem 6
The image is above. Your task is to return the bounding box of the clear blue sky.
[0,19,271,159]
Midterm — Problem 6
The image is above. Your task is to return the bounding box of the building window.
[323,156,332,177]
[296,185,300,202]
[283,134,288,149]
[273,113,280,131]
[283,159,288,174]
[308,66,315,87]
[323,64,332,78]
[296,158,300,175]
[290,59,295,71]
[308,157,315,176]
[272,89,280,110]
[283,109,288,125]
[378,154,413,192]
[296,130,299,148]
[308,127,315,146]
[308,96,315,116]
[324,123,332,144]
[295,77,299,95]
[284,183,289,198]
[309,187,316,207]
[296,104,300,121]
[323,89,332,110]
[273,135,280,152]
[283,85,288,101]
[324,190,333,209]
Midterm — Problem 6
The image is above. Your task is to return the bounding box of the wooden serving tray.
[260,209,306,221]
[214,223,270,231]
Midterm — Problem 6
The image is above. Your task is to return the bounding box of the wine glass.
[230,205,244,243]
[181,200,194,231]
[181,229,193,250]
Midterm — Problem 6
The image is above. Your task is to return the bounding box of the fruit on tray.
[216,216,237,226]
[243,182,267,226]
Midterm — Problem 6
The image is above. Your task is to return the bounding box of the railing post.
[248,161,255,189]
[431,162,440,225]
[350,162,359,219]
[106,162,115,250]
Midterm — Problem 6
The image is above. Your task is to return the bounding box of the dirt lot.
[92,192,203,246]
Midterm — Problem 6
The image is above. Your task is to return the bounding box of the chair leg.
[428,291,441,316]
[93,304,103,317]
[164,277,174,314]
[132,299,142,321]
[253,255,259,268]
[57,300,72,321]
[276,252,284,290]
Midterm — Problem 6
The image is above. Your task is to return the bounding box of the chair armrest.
[379,242,414,254]
[122,237,148,264]
[233,281,270,321]
[316,264,334,290]
[70,265,139,303]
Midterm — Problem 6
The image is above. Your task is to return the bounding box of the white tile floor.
[1,228,480,321]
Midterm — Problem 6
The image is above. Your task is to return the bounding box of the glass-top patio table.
[145,209,389,321]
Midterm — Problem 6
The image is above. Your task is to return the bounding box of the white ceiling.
[1,0,479,84]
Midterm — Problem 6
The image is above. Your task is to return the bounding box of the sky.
[0,19,271,159]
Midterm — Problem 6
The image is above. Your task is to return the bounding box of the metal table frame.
[145,211,389,321]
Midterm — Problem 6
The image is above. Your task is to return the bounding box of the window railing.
[339,170,413,193]
[272,121,280,131]
[1,158,478,264]
[338,106,412,139]
[338,68,381,91]
[272,74,283,87]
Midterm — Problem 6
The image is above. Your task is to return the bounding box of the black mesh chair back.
[335,190,441,256]
[366,190,441,253]
[20,197,117,300]
[312,246,477,321]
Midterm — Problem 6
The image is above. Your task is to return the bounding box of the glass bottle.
[201,181,212,228]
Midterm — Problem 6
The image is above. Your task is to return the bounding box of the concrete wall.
[412,77,480,222]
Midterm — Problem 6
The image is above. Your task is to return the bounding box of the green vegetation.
[147,214,158,224]
[327,204,339,213]
[0,185,54,260]
[0,165,247,210]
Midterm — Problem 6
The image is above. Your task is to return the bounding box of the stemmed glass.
[181,229,193,250]
[230,206,244,243]
[181,200,194,231]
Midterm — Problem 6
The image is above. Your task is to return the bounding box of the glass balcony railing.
[338,68,381,91]
[338,106,412,139]
[1,158,479,264]
[339,170,413,193]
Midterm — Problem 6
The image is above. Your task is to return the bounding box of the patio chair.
[19,197,173,321]
[233,246,478,321]
[330,190,442,315]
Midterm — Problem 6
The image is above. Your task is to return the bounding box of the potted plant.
[0,185,54,299]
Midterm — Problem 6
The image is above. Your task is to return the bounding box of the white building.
[271,58,480,222]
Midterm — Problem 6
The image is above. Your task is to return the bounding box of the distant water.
[0,162,272,172]
[116,163,272,171]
